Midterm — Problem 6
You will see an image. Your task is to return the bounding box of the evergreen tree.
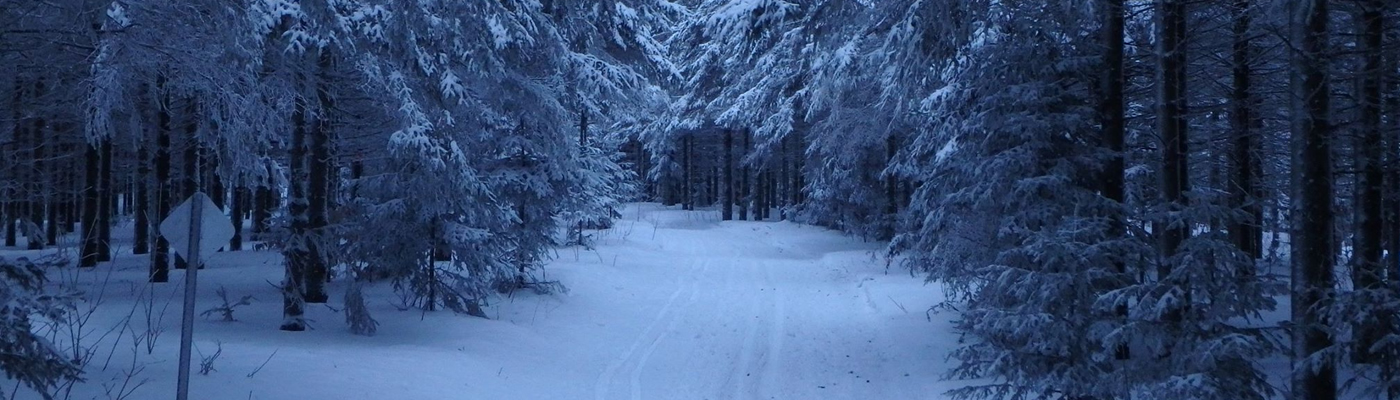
[0,256,81,396]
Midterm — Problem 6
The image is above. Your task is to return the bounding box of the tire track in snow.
[594,260,702,400]
[757,263,786,400]
[628,260,710,400]
[728,260,775,400]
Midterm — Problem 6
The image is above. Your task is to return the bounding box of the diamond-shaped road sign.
[159,192,234,264]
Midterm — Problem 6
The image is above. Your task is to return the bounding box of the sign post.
[176,192,202,400]
[159,192,235,400]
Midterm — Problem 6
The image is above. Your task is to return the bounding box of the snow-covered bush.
[0,256,81,395]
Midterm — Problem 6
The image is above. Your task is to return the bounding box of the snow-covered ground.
[3,203,969,400]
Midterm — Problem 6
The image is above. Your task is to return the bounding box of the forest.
[2,0,1399,399]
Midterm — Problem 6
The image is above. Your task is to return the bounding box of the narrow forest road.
[531,203,968,400]
[14,203,970,400]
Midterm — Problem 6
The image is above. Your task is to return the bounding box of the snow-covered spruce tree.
[289,0,646,322]
[547,0,670,246]
[801,0,942,239]
[0,256,80,396]
[651,0,819,223]
[890,2,1139,397]
[890,1,1277,398]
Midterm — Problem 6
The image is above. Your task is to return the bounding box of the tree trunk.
[723,129,734,220]
[1229,0,1260,261]
[708,167,717,207]
[45,168,59,246]
[1103,0,1130,360]
[776,133,787,219]
[27,79,45,251]
[151,77,172,283]
[97,139,113,261]
[1291,0,1336,397]
[135,142,150,254]
[772,169,780,220]
[683,134,693,211]
[1102,0,1125,214]
[740,130,750,221]
[282,81,310,331]
[1351,0,1385,365]
[792,132,805,206]
[80,143,101,268]
[253,185,271,239]
[3,201,13,248]
[757,169,767,221]
[4,77,19,247]
[1158,0,1189,276]
[1387,4,1400,283]
[205,147,224,210]
[176,103,199,270]
[884,134,898,239]
[229,186,245,251]
[304,50,333,304]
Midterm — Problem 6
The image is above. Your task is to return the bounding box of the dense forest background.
[2,0,1399,399]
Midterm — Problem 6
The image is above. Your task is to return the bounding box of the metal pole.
[176,192,203,400]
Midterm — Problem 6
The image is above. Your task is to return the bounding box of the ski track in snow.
[2,203,965,400]
[594,259,708,400]
[626,259,709,400]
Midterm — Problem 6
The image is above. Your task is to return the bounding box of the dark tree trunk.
[770,169,779,220]
[253,185,272,239]
[1291,0,1336,397]
[3,201,13,248]
[43,137,62,246]
[792,132,805,206]
[1387,4,1400,284]
[1229,0,1260,261]
[5,77,19,247]
[151,77,172,283]
[757,169,767,221]
[65,162,78,234]
[740,130,750,221]
[304,50,333,304]
[135,142,149,255]
[1351,0,1385,365]
[27,79,45,251]
[1102,0,1126,222]
[723,129,734,220]
[706,167,715,207]
[1102,0,1130,361]
[205,147,224,209]
[229,186,245,251]
[781,134,792,216]
[1386,19,1400,400]
[45,179,58,246]
[575,110,588,238]
[97,139,113,261]
[282,82,310,331]
[176,103,199,270]
[1158,0,1189,277]
[883,134,898,239]
[122,179,132,217]
[683,134,693,211]
[80,143,101,268]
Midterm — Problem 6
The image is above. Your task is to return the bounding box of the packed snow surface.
[3,203,968,399]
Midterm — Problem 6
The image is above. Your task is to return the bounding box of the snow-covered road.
[539,204,964,400]
[9,203,969,399]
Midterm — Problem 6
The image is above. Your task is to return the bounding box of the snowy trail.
[566,204,963,400]
[4,203,969,400]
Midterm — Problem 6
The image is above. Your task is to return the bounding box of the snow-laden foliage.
[890,5,1134,397]
[0,256,80,396]
[882,2,1282,398]
[273,0,663,317]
